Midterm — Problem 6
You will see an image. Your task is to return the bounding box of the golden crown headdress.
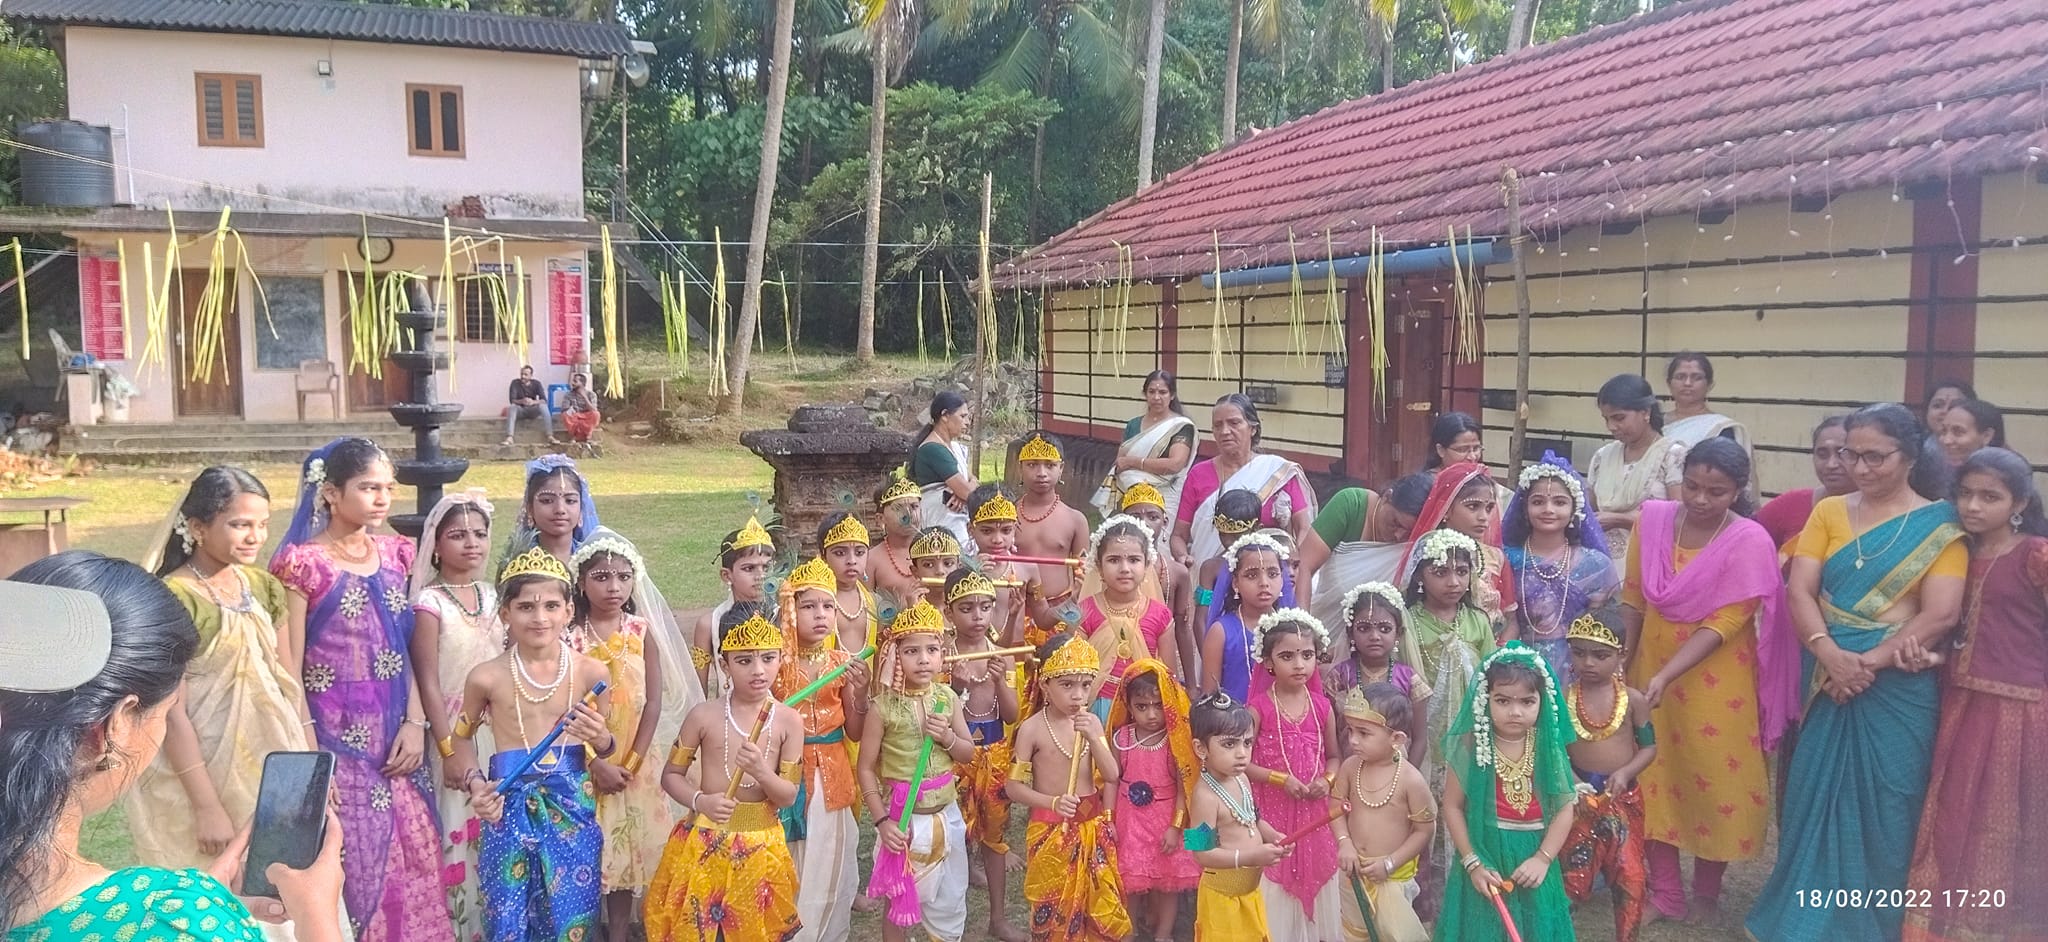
[972,491,1018,525]
[499,546,572,586]
[1566,613,1623,650]
[722,610,785,653]
[879,471,921,506]
[1341,687,1391,727]
[945,570,997,605]
[785,557,838,598]
[823,514,871,549]
[887,599,947,638]
[1017,433,1063,463]
[1214,511,1257,536]
[722,516,774,556]
[909,527,962,560]
[1040,634,1102,679]
[1120,483,1165,511]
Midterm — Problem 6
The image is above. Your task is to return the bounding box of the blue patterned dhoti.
[481,746,603,942]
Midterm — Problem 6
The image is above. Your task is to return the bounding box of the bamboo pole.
[1503,168,1535,480]
[970,172,994,478]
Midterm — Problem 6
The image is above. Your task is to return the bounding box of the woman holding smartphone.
[0,552,346,940]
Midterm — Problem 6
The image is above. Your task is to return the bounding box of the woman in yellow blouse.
[1621,439,1796,928]
[1749,403,1966,942]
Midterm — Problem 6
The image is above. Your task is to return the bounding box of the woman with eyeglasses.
[1749,403,1968,942]
[1587,374,1687,563]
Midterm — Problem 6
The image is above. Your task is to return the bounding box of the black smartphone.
[242,751,334,899]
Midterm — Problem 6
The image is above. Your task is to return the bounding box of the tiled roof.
[997,0,2048,288]
[4,0,635,58]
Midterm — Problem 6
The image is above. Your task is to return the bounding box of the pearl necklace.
[834,583,869,622]
[724,697,773,792]
[1271,689,1321,784]
[1517,542,1574,632]
[1044,712,1088,763]
[509,640,571,704]
[512,653,571,751]
[1352,755,1402,809]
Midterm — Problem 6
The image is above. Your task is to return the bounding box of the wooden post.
[1502,168,1534,480]
[971,172,994,477]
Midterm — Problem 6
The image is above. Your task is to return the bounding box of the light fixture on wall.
[316,59,332,76]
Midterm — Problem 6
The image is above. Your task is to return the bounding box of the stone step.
[72,441,572,466]
[60,417,563,464]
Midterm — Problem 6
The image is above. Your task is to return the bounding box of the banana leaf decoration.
[1210,230,1227,379]
[937,269,954,362]
[1323,231,1345,363]
[1368,228,1390,415]
[599,225,624,398]
[710,228,731,398]
[1286,230,1308,363]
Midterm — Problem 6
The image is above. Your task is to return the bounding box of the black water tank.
[16,120,116,208]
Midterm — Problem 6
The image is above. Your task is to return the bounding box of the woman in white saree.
[909,390,977,544]
[1091,370,1198,522]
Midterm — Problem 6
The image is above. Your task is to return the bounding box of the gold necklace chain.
[1494,735,1535,814]
[1567,675,1629,742]
[1351,754,1402,809]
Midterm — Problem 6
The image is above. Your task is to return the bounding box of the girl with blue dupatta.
[1199,531,1297,701]
[1749,404,1967,942]
[271,438,454,942]
[503,455,601,569]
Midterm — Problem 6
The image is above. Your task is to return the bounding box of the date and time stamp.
[1794,888,2009,909]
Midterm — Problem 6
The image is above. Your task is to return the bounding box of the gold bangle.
[620,751,644,776]
[436,736,455,759]
[1266,770,1289,788]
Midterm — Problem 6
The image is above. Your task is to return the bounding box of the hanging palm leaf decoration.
[1286,230,1308,363]
[1323,231,1345,362]
[115,239,133,360]
[710,228,731,398]
[779,274,797,370]
[6,240,26,361]
[916,270,929,368]
[1210,230,1227,379]
[1368,227,1390,415]
[937,269,954,362]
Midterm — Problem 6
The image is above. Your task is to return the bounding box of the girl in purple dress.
[272,438,455,942]
[1502,452,1619,683]
[1325,581,1432,758]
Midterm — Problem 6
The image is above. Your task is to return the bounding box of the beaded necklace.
[1202,772,1258,828]
[509,640,571,704]
[723,696,773,792]
[1268,687,1322,785]
[433,580,488,621]
[1351,754,1402,809]
[1566,675,1629,742]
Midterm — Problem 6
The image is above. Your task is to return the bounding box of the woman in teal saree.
[1748,404,1967,942]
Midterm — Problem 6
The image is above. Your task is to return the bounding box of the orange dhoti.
[644,805,801,942]
[1022,802,1131,942]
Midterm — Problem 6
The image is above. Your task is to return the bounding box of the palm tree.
[721,0,798,413]
[1219,0,1245,143]
[1506,0,1536,50]
[853,0,918,363]
[1134,0,1168,187]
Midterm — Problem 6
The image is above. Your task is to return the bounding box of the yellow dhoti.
[1197,866,1271,942]
[1022,805,1131,942]
[644,804,801,942]
[1339,860,1429,942]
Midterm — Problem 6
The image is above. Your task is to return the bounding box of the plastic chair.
[294,359,341,419]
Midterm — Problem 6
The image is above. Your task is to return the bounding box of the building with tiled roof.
[1005,0,2048,494]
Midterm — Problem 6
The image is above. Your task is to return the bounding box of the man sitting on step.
[503,365,561,447]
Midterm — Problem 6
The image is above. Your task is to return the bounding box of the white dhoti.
[789,779,858,942]
[906,805,970,942]
[1262,876,1347,942]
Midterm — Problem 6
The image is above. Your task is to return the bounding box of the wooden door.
[174,269,243,417]
[1367,284,1445,482]
[344,288,406,412]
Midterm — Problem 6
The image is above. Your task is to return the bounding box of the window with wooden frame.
[195,73,263,147]
[406,84,465,157]
[456,273,530,343]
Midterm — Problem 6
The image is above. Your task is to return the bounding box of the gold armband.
[620,751,645,777]
[452,713,477,739]
[1009,760,1034,783]
[779,759,803,781]
[436,736,456,759]
[1408,807,1438,824]
[691,648,712,670]
[668,743,697,769]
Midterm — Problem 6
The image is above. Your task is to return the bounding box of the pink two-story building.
[4,0,637,427]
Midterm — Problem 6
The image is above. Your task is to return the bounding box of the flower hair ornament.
[1412,528,1479,570]
[173,515,196,555]
[1341,582,1407,625]
[1253,607,1330,655]
[303,458,327,489]
[1224,531,1291,568]
[1470,641,1564,768]
[1515,451,1589,527]
[1084,514,1158,571]
[570,533,646,578]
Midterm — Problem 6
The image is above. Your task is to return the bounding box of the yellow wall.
[1971,172,2048,460]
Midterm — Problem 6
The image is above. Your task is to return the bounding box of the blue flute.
[494,680,610,795]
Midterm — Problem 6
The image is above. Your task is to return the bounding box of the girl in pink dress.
[1078,516,1182,720]
[1109,660,1201,942]
[1247,609,1344,940]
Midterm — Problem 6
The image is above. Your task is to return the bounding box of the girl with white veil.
[405,489,503,942]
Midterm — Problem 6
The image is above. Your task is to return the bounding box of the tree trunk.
[1380,22,1396,91]
[1506,0,1536,51]
[856,33,888,363]
[722,0,798,414]
[1136,0,1168,189]
[1437,0,1457,71]
[1027,27,1059,243]
[1221,0,1244,143]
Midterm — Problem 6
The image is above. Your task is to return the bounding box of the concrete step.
[60,417,565,464]
[71,441,573,466]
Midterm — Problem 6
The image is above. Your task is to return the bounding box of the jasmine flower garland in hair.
[1224,531,1291,566]
[1340,581,1406,624]
[1470,642,1563,768]
[304,458,326,488]
[1516,460,1589,525]
[1081,513,1158,578]
[1413,528,1479,570]
[1253,607,1329,653]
